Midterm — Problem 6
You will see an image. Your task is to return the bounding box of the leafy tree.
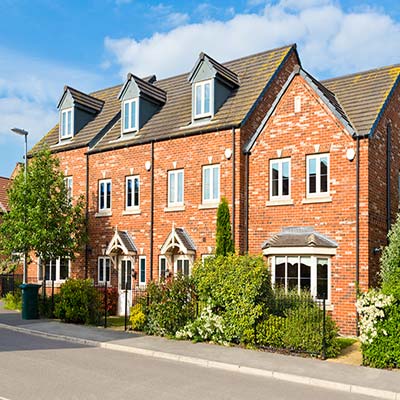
[380,214,400,299]
[215,197,234,256]
[0,148,86,273]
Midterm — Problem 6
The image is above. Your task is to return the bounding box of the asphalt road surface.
[0,328,378,400]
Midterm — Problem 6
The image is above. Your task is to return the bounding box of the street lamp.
[11,127,29,284]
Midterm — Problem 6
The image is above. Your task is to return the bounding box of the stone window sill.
[95,211,112,217]
[302,196,332,204]
[266,199,294,207]
[122,209,141,216]
[198,203,219,210]
[164,206,185,212]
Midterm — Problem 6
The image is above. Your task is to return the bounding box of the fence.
[254,291,328,359]
[0,273,23,297]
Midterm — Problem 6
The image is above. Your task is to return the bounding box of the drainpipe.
[386,124,392,235]
[150,141,154,281]
[244,151,250,254]
[355,137,360,290]
[84,153,89,279]
[232,128,236,248]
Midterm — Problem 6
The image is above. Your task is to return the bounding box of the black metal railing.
[0,273,23,297]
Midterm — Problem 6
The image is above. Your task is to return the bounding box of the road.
[0,328,378,400]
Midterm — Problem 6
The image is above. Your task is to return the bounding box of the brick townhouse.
[29,43,400,334]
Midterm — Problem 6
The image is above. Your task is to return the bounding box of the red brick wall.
[247,74,363,334]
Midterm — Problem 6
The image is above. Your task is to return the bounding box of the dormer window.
[123,99,138,134]
[194,80,212,119]
[60,108,73,139]
[188,52,240,123]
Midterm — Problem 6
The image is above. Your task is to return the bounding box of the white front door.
[118,257,133,316]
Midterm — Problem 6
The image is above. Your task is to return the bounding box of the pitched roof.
[160,226,196,254]
[118,230,137,253]
[262,227,337,249]
[323,64,400,136]
[119,73,167,104]
[32,44,296,154]
[58,86,104,112]
[175,227,196,252]
[188,52,240,87]
[0,177,10,213]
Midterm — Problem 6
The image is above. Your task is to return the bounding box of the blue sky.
[1,0,400,177]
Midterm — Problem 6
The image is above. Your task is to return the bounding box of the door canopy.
[106,228,138,256]
[160,225,196,255]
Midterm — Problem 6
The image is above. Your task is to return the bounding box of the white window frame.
[174,255,191,277]
[306,153,330,197]
[99,179,112,212]
[270,255,331,302]
[159,255,167,281]
[64,176,73,202]
[60,107,74,139]
[269,158,291,200]
[201,254,214,265]
[139,256,146,286]
[202,164,220,204]
[38,257,70,283]
[125,175,140,210]
[98,256,111,285]
[168,169,184,207]
[122,98,139,134]
[194,79,213,119]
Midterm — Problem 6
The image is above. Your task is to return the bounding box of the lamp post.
[11,128,29,284]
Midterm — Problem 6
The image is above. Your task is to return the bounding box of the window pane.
[212,166,219,200]
[106,182,111,209]
[99,259,104,282]
[320,157,328,193]
[300,257,311,291]
[169,173,175,204]
[204,83,210,114]
[134,177,139,206]
[127,178,132,208]
[177,260,182,274]
[105,259,110,282]
[317,258,328,300]
[130,101,136,129]
[45,260,51,281]
[275,257,285,288]
[67,110,72,136]
[282,161,289,196]
[140,259,145,284]
[124,102,129,130]
[59,258,69,280]
[184,260,190,276]
[126,260,132,290]
[195,85,202,115]
[62,112,66,137]
[287,257,298,291]
[203,168,210,201]
[308,158,317,194]
[160,258,166,279]
[100,183,105,210]
[272,162,279,197]
[177,172,183,203]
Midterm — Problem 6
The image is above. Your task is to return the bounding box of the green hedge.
[193,254,272,343]
[55,279,101,325]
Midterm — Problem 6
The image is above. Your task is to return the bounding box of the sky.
[1,0,400,177]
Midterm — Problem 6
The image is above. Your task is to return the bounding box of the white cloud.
[104,0,400,80]
[0,47,104,148]
[149,4,189,29]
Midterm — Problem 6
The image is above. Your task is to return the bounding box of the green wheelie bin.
[20,283,42,319]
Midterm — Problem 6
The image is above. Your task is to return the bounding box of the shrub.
[3,291,22,311]
[252,315,285,348]
[176,304,226,344]
[98,287,118,316]
[361,302,400,368]
[130,303,146,331]
[39,293,61,318]
[282,304,340,358]
[55,279,102,325]
[142,275,196,336]
[215,197,234,256]
[193,254,272,343]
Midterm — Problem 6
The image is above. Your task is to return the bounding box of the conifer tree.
[215,197,234,256]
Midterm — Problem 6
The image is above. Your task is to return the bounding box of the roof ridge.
[322,63,400,83]
[66,85,103,101]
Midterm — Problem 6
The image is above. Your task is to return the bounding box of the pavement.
[0,302,399,400]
